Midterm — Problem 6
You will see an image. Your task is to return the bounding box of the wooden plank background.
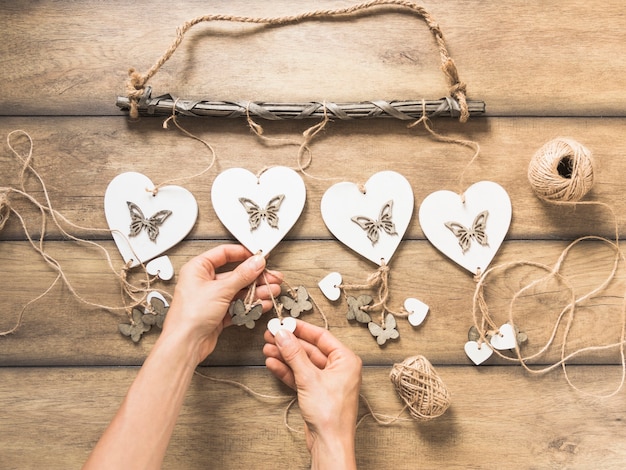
[2,1,626,468]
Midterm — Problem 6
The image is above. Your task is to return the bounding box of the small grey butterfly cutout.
[280,286,313,318]
[346,294,373,324]
[367,313,399,345]
[444,210,489,253]
[127,201,172,242]
[239,194,285,231]
[351,200,398,246]
[229,299,263,329]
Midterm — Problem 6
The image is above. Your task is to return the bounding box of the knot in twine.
[389,355,451,421]
[0,192,10,231]
[527,138,594,202]
[126,68,148,119]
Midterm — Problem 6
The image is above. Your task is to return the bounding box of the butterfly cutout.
[280,286,313,318]
[368,313,400,345]
[119,308,152,342]
[142,296,169,329]
[351,200,398,245]
[239,194,285,231]
[444,210,489,253]
[229,299,263,329]
[127,201,172,243]
[346,295,373,324]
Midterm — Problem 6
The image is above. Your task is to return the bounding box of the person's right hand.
[263,321,362,469]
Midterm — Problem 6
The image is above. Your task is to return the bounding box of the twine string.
[125,0,469,122]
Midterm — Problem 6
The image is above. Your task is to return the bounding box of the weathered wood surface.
[2,1,626,469]
[1,366,625,470]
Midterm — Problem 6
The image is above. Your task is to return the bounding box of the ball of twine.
[527,137,595,202]
[389,355,451,421]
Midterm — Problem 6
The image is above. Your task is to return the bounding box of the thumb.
[226,253,266,294]
[275,329,313,379]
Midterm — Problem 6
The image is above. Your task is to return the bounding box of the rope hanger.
[117,0,485,122]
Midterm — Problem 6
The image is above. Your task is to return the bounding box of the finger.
[264,328,328,369]
[265,356,296,390]
[293,321,347,357]
[220,253,267,299]
[182,244,252,280]
[273,329,316,382]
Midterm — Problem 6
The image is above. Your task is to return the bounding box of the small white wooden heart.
[267,316,297,335]
[144,291,169,313]
[419,181,512,275]
[211,167,306,256]
[318,272,343,301]
[146,255,174,281]
[490,323,517,350]
[464,341,493,365]
[320,171,414,266]
[404,297,429,326]
[104,172,198,268]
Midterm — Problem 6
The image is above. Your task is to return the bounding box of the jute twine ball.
[389,355,451,421]
[527,138,595,202]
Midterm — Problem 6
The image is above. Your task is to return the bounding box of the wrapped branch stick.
[116,88,485,120]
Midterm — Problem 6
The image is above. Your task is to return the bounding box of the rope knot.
[126,68,148,119]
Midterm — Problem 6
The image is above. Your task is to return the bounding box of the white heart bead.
[490,323,517,350]
[146,255,174,281]
[267,317,297,336]
[404,297,429,326]
[464,341,493,365]
[318,272,343,301]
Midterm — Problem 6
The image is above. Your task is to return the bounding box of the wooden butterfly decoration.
[368,313,400,345]
[119,308,152,342]
[228,299,263,329]
[142,295,169,329]
[280,286,313,318]
[346,294,373,324]
[239,194,285,231]
[351,200,398,246]
[444,210,489,253]
[127,201,172,242]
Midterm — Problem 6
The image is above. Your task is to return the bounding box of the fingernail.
[275,328,293,346]
[249,253,265,271]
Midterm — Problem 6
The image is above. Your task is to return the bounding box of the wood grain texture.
[1,1,625,116]
[0,366,624,470]
[1,1,626,469]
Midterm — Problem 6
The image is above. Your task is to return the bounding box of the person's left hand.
[161,244,283,365]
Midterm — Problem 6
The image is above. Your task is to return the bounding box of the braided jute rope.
[126,0,469,122]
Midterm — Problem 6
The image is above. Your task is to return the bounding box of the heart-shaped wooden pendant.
[318,272,343,301]
[104,172,198,268]
[267,316,297,335]
[464,340,493,365]
[320,171,414,266]
[146,255,174,280]
[211,167,306,256]
[418,181,511,275]
[404,297,429,326]
[490,323,517,350]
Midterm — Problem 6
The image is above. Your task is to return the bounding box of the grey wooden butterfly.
[127,201,172,242]
[142,296,169,329]
[346,294,373,324]
[239,194,285,230]
[368,313,400,345]
[351,200,398,245]
[444,210,489,253]
[229,299,263,329]
[119,308,151,342]
[280,286,313,318]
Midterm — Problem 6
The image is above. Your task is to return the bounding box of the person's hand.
[162,244,282,365]
[263,321,362,469]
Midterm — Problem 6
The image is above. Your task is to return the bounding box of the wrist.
[309,433,357,470]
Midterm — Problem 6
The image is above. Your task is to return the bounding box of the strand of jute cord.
[125,0,469,122]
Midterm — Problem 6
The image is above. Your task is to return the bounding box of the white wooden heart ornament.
[404,297,429,326]
[211,167,306,256]
[318,272,343,301]
[267,317,297,335]
[144,291,169,313]
[419,181,512,275]
[320,171,414,266]
[104,172,198,268]
[464,341,493,365]
[146,255,174,281]
[490,323,517,350]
